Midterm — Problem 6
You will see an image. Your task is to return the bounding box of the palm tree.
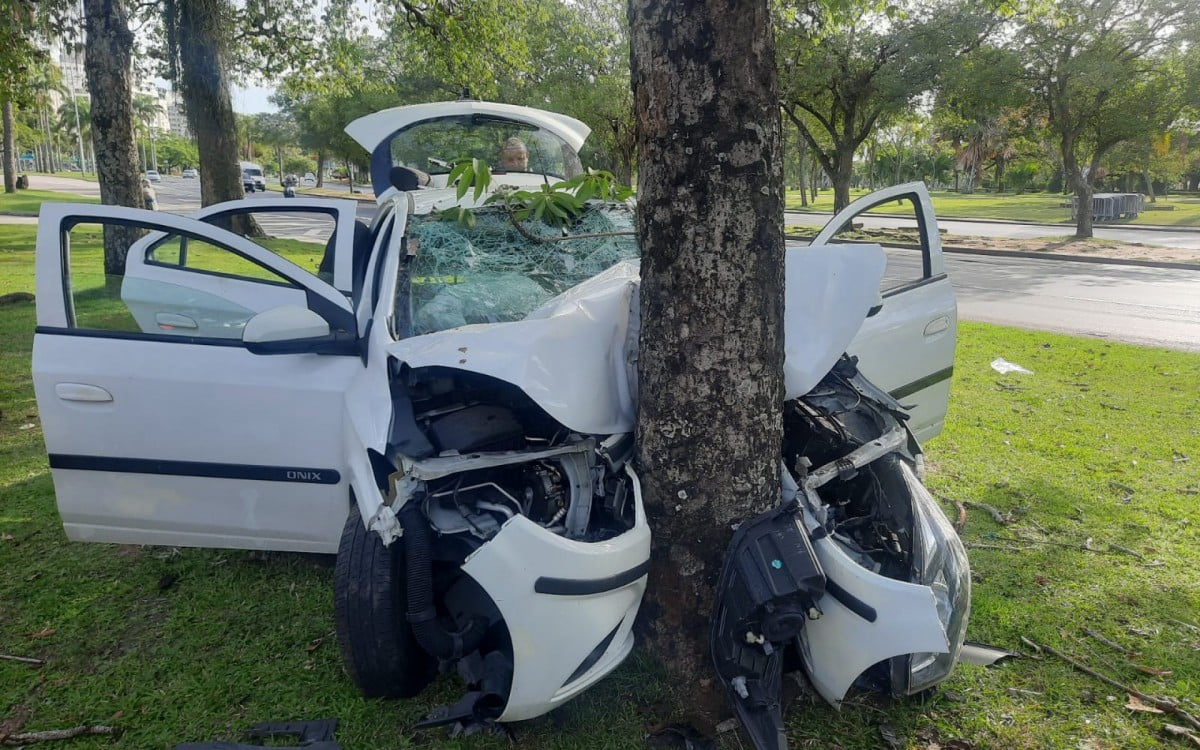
[56,96,92,173]
[30,63,66,172]
[132,93,164,171]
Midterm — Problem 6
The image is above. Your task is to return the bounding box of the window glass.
[802,194,931,293]
[64,217,308,341]
[191,210,339,280]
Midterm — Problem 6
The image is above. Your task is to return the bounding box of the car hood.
[384,245,885,435]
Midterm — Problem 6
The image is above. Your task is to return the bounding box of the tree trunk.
[832,145,854,212]
[177,0,245,213]
[798,144,808,207]
[2,100,16,193]
[629,0,785,729]
[84,0,143,276]
[316,149,324,187]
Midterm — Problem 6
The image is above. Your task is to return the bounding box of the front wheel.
[333,503,435,698]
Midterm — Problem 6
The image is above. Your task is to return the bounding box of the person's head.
[141,177,151,188]
[498,137,528,171]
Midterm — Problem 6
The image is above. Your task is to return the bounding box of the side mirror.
[243,306,354,355]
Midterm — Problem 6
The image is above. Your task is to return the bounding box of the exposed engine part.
[399,502,489,661]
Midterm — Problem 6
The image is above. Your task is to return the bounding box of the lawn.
[0,189,98,216]
[1,221,1198,749]
[786,189,1200,227]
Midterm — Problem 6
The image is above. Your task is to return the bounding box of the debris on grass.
[0,654,44,666]
[963,501,1012,525]
[1163,724,1200,746]
[991,358,1034,375]
[0,725,116,745]
[1082,628,1140,658]
[1108,543,1144,560]
[27,628,55,639]
[1126,695,1164,714]
[1025,639,1200,732]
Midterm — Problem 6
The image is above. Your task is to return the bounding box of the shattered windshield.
[396,204,639,337]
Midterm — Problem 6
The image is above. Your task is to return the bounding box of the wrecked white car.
[31,99,964,746]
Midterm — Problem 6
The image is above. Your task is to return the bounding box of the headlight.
[892,460,971,695]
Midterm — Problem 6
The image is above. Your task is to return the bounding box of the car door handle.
[55,383,114,402]
[156,312,199,330]
[923,316,950,336]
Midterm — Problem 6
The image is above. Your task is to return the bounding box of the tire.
[333,503,435,698]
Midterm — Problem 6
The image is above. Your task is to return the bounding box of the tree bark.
[315,149,325,187]
[2,100,16,193]
[629,0,785,728]
[177,0,245,212]
[832,145,854,212]
[84,0,143,276]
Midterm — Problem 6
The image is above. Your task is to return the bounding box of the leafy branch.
[434,162,635,239]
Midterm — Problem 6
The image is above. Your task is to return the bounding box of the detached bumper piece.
[174,719,339,750]
[711,502,826,750]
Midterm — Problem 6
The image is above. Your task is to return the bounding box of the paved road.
[19,176,1200,351]
[786,210,1200,250]
[869,248,1200,352]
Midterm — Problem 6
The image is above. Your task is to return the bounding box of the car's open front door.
[811,183,957,443]
[32,203,373,552]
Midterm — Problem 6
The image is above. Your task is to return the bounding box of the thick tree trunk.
[316,149,325,187]
[832,146,855,212]
[178,0,245,212]
[629,0,785,728]
[84,0,143,276]
[2,100,16,193]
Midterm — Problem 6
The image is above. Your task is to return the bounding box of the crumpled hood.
[385,245,885,435]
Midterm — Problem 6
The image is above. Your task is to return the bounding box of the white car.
[182,168,198,179]
[32,100,963,745]
[144,169,161,182]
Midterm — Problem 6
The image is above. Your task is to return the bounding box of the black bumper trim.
[534,560,650,596]
[888,366,954,401]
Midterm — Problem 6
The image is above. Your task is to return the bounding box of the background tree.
[630,0,785,724]
[777,0,994,210]
[83,0,143,274]
[0,0,48,192]
[1016,0,1200,237]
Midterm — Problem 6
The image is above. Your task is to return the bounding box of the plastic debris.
[990,358,1033,375]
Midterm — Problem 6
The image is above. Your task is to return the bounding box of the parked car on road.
[144,169,161,182]
[32,99,963,749]
[182,168,198,179]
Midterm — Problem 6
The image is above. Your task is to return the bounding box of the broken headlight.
[893,462,970,695]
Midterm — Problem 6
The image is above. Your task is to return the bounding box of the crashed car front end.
[712,357,971,749]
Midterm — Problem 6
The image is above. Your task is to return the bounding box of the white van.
[240,161,266,192]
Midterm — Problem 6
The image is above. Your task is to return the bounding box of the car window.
[805,194,934,295]
[63,217,308,341]
[188,209,340,280]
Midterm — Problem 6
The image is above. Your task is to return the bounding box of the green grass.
[0,189,98,216]
[2,222,1199,748]
[786,189,1200,227]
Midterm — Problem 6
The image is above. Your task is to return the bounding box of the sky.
[231,84,279,114]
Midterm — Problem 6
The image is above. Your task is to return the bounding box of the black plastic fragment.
[173,718,340,750]
[710,503,826,750]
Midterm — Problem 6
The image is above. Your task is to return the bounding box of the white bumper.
[461,467,650,721]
